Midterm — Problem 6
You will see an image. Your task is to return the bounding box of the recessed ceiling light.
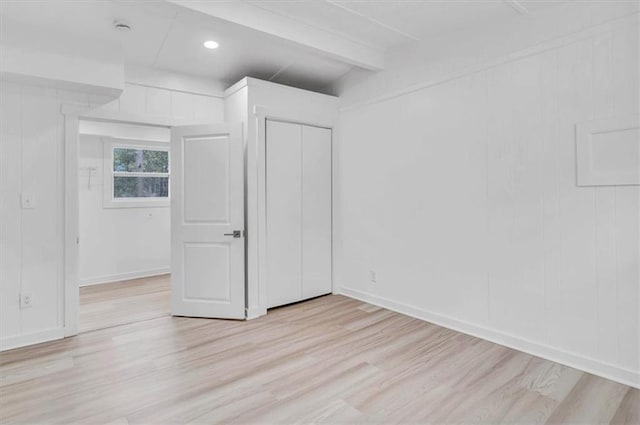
[204,40,219,49]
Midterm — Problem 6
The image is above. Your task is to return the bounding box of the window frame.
[102,138,171,208]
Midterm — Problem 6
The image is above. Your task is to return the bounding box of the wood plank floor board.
[1,276,638,424]
[544,374,632,424]
[78,275,171,333]
[609,388,640,425]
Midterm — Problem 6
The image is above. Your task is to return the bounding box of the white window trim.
[102,137,171,208]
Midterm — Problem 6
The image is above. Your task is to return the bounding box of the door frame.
[61,105,214,337]
[252,106,335,318]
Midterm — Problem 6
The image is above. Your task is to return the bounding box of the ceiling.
[0,0,564,94]
[244,0,558,50]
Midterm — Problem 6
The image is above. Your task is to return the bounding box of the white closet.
[266,120,332,308]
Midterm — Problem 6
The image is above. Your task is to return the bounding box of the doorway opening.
[77,119,172,333]
[64,110,247,337]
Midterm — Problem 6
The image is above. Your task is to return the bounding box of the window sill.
[103,198,170,209]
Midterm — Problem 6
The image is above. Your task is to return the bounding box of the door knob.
[224,230,242,238]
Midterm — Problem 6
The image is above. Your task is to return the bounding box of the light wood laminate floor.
[79,275,170,333]
[1,293,638,424]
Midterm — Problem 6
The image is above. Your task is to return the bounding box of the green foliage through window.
[112,146,170,199]
[114,176,169,198]
[113,148,168,173]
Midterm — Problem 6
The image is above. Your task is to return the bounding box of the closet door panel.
[302,125,332,298]
[266,120,303,308]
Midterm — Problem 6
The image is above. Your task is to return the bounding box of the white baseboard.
[0,328,65,352]
[337,286,640,389]
[80,267,170,286]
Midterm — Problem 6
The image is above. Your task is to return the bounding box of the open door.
[170,124,245,319]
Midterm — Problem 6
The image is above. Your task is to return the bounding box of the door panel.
[171,124,245,319]
[183,136,230,223]
[183,243,230,301]
[266,120,303,308]
[302,125,332,298]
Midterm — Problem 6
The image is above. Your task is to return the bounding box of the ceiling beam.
[323,0,420,42]
[504,0,531,15]
[166,0,385,71]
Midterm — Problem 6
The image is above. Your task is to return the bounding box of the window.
[113,147,169,198]
[103,140,170,208]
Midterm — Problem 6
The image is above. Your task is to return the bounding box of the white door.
[265,120,332,309]
[266,120,303,308]
[171,124,245,319]
[301,125,332,299]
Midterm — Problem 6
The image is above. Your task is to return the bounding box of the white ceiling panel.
[0,0,175,66]
[245,0,413,49]
[0,0,568,94]
[517,0,569,13]
[270,52,353,93]
[330,0,516,40]
[154,8,352,87]
[168,0,385,70]
[0,0,355,92]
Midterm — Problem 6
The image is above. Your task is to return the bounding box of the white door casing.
[171,123,245,319]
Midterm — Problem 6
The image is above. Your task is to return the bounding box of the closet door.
[302,125,332,298]
[266,120,302,308]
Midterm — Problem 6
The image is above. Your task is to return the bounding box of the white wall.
[334,3,639,387]
[1,71,224,350]
[1,82,68,350]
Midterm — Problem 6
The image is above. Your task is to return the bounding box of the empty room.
[0,0,638,424]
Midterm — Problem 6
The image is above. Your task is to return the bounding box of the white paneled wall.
[335,9,639,386]
[92,82,223,121]
[1,83,69,348]
[0,80,223,350]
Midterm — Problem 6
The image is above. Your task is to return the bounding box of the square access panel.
[576,115,640,186]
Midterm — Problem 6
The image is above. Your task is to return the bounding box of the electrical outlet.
[369,270,377,283]
[20,292,33,309]
[21,193,36,209]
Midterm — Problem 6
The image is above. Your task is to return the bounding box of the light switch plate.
[21,193,35,209]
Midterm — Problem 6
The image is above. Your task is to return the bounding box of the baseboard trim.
[337,286,640,389]
[0,328,65,352]
[80,268,170,286]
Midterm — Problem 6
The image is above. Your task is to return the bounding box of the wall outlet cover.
[20,292,33,309]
